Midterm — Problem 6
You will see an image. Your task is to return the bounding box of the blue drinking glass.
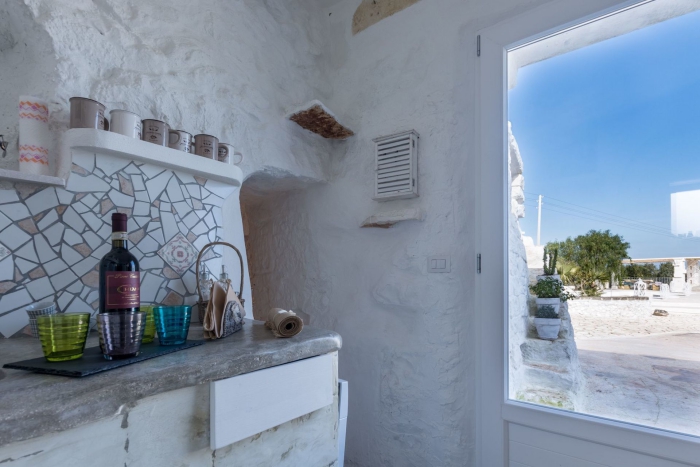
[153,305,192,345]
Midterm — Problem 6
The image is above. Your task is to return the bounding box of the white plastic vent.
[373,130,419,201]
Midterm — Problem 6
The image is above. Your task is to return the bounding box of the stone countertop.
[0,320,341,447]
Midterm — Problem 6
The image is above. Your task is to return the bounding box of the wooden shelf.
[0,168,66,187]
[64,129,243,186]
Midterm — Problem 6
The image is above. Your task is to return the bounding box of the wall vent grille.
[373,130,419,201]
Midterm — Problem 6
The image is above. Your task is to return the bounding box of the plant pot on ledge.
[535,297,561,314]
[534,317,562,340]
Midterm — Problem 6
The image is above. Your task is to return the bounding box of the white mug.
[109,110,142,139]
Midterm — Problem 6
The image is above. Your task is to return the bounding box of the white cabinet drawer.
[210,354,334,449]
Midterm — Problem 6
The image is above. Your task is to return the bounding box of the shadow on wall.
[239,170,324,324]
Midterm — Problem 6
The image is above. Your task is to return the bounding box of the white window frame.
[476,0,700,465]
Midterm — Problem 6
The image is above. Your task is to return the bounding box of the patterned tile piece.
[158,232,198,275]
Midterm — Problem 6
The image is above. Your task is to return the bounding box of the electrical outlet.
[428,255,450,273]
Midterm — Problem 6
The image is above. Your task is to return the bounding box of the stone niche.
[0,151,235,338]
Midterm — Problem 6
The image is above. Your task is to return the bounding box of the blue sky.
[508,8,700,259]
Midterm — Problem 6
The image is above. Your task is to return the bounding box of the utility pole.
[537,195,543,246]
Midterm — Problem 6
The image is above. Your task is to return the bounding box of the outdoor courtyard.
[570,292,700,435]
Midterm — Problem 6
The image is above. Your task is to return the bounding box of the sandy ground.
[569,293,700,436]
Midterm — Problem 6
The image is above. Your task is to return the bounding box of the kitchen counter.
[0,320,341,447]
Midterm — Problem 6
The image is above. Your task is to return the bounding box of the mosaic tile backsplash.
[0,151,235,337]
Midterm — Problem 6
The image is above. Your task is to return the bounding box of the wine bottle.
[99,213,140,314]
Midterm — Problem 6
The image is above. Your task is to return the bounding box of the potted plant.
[529,276,573,315]
[537,247,560,281]
[534,305,561,340]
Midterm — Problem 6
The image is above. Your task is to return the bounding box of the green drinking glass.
[140,304,156,344]
[36,313,91,362]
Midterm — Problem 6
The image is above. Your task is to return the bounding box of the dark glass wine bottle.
[99,213,140,314]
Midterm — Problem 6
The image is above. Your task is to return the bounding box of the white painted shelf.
[0,168,66,187]
[64,128,243,186]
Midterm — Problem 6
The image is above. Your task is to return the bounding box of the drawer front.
[210,354,334,449]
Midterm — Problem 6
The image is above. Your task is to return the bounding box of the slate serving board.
[3,340,205,377]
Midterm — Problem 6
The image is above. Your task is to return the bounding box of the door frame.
[475,0,700,464]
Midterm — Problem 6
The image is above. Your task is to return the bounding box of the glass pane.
[507,3,700,436]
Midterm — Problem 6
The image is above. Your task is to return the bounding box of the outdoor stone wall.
[0,151,233,337]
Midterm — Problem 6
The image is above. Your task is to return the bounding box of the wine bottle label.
[105,271,140,309]
[111,232,128,241]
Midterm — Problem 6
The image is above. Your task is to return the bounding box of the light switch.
[428,255,450,273]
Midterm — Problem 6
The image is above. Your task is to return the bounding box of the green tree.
[658,262,674,278]
[548,230,630,295]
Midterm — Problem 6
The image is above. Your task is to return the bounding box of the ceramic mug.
[217,143,234,163]
[70,97,107,130]
[142,119,169,146]
[194,134,218,159]
[168,130,192,152]
[109,110,142,139]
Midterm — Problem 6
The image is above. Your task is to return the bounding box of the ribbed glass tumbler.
[36,313,91,362]
[140,305,156,344]
[97,312,147,360]
[153,305,192,345]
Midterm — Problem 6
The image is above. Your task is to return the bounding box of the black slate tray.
[3,340,205,377]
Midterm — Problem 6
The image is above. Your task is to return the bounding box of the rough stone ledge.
[361,208,424,228]
[0,320,342,446]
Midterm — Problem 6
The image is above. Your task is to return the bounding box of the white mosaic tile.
[25,277,54,301]
[110,179,120,189]
[174,171,197,185]
[61,244,84,266]
[131,174,145,191]
[169,278,187,295]
[44,223,65,246]
[14,242,37,263]
[56,188,74,205]
[66,174,110,193]
[150,207,159,218]
[98,223,112,239]
[135,190,149,202]
[0,309,29,338]
[191,221,208,236]
[183,198,192,209]
[64,229,83,246]
[0,212,11,232]
[25,188,59,216]
[140,272,165,303]
[161,193,170,203]
[82,212,103,232]
[86,290,98,304]
[203,212,216,230]
[37,209,58,230]
[83,230,103,250]
[124,164,141,175]
[0,256,13,281]
[50,269,78,291]
[208,230,217,242]
[166,177,184,203]
[183,270,197,294]
[146,171,171,201]
[0,225,31,250]
[80,286,89,300]
[182,212,199,229]
[213,208,223,227]
[71,256,98,277]
[150,229,164,245]
[134,216,150,228]
[193,234,209,251]
[202,194,223,206]
[15,258,36,274]
[185,184,201,198]
[195,210,207,219]
[173,201,191,217]
[178,222,188,235]
[67,281,83,294]
[130,245,144,261]
[139,255,164,269]
[147,222,161,232]
[68,296,93,315]
[81,194,99,209]
[158,233,197,275]
[160,212,178,242]
[72,152,95,172]
[161,202,171,212]
[73,202,90,214]
[2,203,31,221]
[44,258,68,276]
[155,288,167,303]
[63,206,87,233]
[57,291,74,312]
[137,235,160,254]
[0,190,20,204]
[0,288,32,314]
[90,243,111,259]
[96,155,129,177]
[0,242,10,262]
[108,190,134,208]
[34,234,57,263]
[133,201,150,216]
[139,163,165,179]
